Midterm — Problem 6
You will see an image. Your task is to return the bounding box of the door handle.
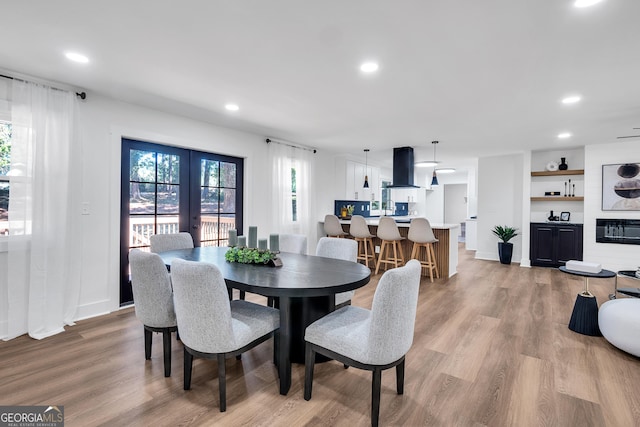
[192,224,199,229]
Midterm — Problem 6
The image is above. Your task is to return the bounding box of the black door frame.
[120,138,243,305]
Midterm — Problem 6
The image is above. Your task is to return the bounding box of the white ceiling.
[1,0,639,172]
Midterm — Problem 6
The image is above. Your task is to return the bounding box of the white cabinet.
[390,187,418,203]
[346,160,379,202]
[465,219,477,251]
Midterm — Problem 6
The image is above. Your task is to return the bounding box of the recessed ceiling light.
[558,132,572,139]
[360,62,379,73]
[574,0,604,8]
[225,104,239,111]
[64,52,89,63]
[561,95,582,104]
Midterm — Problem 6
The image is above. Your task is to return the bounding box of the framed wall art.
[602,163,640,211]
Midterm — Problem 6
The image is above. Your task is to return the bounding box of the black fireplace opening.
[596,218,640,245]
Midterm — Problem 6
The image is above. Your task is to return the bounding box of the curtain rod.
[265,138,317,153]
[0,73,86,100]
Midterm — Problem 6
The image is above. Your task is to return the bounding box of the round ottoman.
[598,299,640,357]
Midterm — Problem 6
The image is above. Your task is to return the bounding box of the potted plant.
[492,225,518,264]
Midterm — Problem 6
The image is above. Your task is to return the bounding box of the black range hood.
[389,146,420,188]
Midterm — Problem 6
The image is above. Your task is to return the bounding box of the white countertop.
[336,216,460,229]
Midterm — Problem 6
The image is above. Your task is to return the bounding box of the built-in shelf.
[531,169,584,177]
[530,196,584,202]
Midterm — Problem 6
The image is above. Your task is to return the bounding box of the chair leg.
[183,348,193,390]
[144,327,152,360]
[430,244,439,279]
[396,359,405,395]
[239,290,246,300]
[425,243,434,282]
[372,368,382,427]
[162,329,171,377]
[368,238,376,268]
[375,241,387,274]
[273,330,280,369]
[303,342,315,401]
[218,354,227,412]
[392,241,401,268]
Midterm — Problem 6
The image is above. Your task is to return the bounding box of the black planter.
[498,242,513,264]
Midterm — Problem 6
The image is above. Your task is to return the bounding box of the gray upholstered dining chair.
[323,214,348,238]
[315,236,358,309]
[279,233,308,255]
[150,232,194,253]
[304,260,422,427]
[128,249,178,377]
[170,258,280,412]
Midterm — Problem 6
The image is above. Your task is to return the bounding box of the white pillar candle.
[248,226,258,248]
[258,239,268,250]
[228,229,237,246]
[269,234,279,252]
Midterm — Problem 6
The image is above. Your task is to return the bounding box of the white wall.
[583,141,640,272]
[476,153,524,263]
[444,183,467,233]
[72,94,338,319]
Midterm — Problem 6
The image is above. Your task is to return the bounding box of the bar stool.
[408,217,439,282]
[375,216,405,274]
[349,215,376,269]
[323,214,348,238]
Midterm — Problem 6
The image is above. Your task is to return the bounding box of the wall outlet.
[81,202,90,215]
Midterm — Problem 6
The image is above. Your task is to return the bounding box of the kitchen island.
[321,217,459,278]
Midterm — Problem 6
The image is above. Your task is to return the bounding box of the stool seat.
[324,214,348,238]
[407,218,439,282]
[350,215,376,269]
[375,216,405,274]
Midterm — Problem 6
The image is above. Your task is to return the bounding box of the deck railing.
[130,216,235,247]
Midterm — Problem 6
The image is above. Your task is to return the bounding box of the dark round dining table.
[158,245,371,395]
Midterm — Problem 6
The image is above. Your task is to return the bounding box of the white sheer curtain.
[268,141,315,246]
[1,80,80,340]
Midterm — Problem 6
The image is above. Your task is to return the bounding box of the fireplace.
[596,218,640,245]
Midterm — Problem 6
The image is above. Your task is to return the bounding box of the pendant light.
[430,141,439,186]
[363,149,370,188]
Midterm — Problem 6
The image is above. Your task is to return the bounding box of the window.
[291,166,297,222]
[0,121,10,236]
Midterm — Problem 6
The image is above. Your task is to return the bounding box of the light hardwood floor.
[2,245,639,426]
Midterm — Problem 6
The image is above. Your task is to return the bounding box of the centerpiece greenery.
[225,247,277,265]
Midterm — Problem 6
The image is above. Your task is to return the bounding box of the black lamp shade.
[431,171,439,186]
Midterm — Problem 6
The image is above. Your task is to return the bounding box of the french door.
[120,138,243,305]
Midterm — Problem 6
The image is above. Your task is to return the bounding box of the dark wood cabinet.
[530,222,583,267]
